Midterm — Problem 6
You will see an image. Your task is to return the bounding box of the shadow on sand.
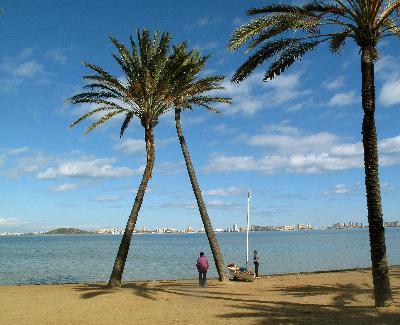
[74,268,400,324]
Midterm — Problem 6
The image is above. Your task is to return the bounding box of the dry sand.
[1,267,399,324]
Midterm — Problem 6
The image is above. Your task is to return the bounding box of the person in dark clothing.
[253,250,260,279]
[196,252,209,287]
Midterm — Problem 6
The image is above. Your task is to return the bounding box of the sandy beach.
[1,266,399,324]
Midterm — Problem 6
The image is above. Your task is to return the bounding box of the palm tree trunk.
[175,108,227,281]
[361,46,392,307]
[108,125,155,288]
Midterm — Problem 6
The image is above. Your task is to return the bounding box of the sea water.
[0,228,399,285]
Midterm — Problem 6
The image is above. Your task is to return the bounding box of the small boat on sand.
[227,263,255,282]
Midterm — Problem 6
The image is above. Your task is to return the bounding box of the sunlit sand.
[1,267,399,324]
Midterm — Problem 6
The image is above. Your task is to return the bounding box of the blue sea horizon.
[1,228,399,285]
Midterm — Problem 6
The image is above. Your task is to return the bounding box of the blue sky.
[1,0,400,232]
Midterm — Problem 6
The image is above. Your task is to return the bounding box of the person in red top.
[196,252,209,287]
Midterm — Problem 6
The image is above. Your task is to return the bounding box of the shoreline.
[1,266,399,324]
[3,264,400,287]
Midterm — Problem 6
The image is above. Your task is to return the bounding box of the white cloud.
[13,61,43,77]
[114,138,145,155]
[152,202,197,210]
[323,183,356,196]
[204,186,245,197]
[379,136,400,153]
[155,161,185,176]
[263,124,300,136]
[212,124,238,134]
[324,76,345,90]
[195,17,211,27]
[206,200,241,210]
[330,143,363,157]
[44,48,68,64]
[182,115,207,125]
[191,17,221,27]
[219,72,310,115]
[204,127,400,174]
[92,196,121,202]
[3,150,52,178]
[248,132,336,153]
[379,79,400,107]
[328,91,358,107]
[37,156,144,180]
[7,147,30,156]
[153,199,242,211]
[0,49,46,92]
[381,182,395,191]
[332,184,352,194]
[0,147,31,170]
[195,41,219,51]
[48,183,77,192]
[376,55,400,107]
[0,217,28,227]
[375,55,400,77]
[205,155,257,172]
[15,153,52,173]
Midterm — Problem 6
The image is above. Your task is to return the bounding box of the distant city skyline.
[3,219,400,237]
[1,0,400,233]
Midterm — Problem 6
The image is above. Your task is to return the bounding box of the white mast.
[246,189,251,267]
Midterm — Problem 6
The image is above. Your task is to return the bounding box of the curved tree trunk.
[361,46,392,307]
[175,108,227,281]
[108,125,155,288]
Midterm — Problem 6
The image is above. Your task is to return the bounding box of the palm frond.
[120,112,134,138]
[245,16,321,53]
[85,109,125,134]
[184,96,231,114]
[381,17,400,36]
[264,41,321,80]
[377,1,400,27]
[83,62,125,87]
[69,107,122,128]
[228,16,276,51]
[329,30,351,53]
[69,29,230,136]
[110,37,134,78]
[247,2,339,15]
[232,39,295,83]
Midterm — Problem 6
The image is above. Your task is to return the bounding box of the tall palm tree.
[228,1,400,307]
[67,30,205,288]
[170,43,231,281]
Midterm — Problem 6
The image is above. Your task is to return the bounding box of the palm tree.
[170,43,231,281]
[67,30,206,288]
[228,1,400,307]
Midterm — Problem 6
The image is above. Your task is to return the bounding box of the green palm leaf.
[264,41,320,80]
[232,39,295,83]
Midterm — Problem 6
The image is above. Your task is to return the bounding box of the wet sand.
[1,266,399,324]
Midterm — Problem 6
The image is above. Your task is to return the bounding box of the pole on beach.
[246,189,251,268]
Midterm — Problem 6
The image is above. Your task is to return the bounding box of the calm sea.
[1,228,399,285]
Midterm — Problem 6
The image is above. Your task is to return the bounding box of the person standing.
[253,250,260,279]
[196,252,209,287]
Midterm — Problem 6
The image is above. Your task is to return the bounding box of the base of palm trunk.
[374,288,393,308]
[107,278,122,288]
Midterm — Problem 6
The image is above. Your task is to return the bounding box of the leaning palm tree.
[67,30,206,288]
[170,43,231,281]
[228,1,400,307]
